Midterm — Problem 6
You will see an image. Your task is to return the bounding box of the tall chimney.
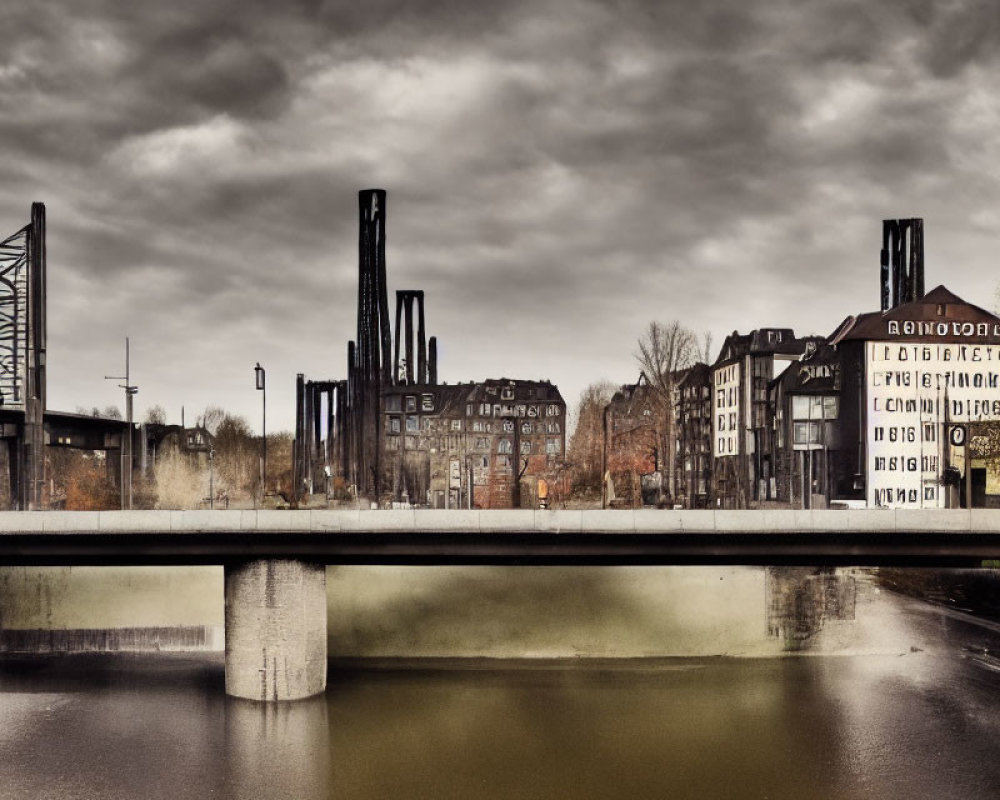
[881,218,924,310]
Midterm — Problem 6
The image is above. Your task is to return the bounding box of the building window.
[546,422,561,434]
[792,394,838,421]
[451,419,462,431]
[466,404,473,416]
[422,394,434,411]
[501,386,514,401]
[476,437,489,450]
[479,403,491,416]
[406,416,419,432]
[405,396,417,412]
[498,439,513,454]
[546,405,561,417]
[528,405,539,418]
[521,422,533,435]
[496,454,511,468]
[387,416,401,434]
[793,421,821,445]
[386,395,401,413]
[546,438,561,454]
[502,419,515,433]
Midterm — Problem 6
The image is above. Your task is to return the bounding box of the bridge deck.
[1,509,1000,567]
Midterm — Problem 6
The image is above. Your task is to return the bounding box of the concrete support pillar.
[224,560,327,701]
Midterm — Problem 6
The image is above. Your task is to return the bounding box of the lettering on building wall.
[887,320,1000,338]
[867,341,1000,508]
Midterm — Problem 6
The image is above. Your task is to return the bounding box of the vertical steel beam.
[23,202,46,510]
[416,291,426,384]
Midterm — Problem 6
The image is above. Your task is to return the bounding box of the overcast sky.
[2,0,999,432]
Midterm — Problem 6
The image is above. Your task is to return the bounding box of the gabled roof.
[828,285,1000,344]
[712,328,821,367]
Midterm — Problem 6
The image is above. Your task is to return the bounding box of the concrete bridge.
[3,509,1000,702]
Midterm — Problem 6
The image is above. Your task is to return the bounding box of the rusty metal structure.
[0,203,46,508]
[880,218,924,311]
[294,189,442,501]
[0,203,137,509]
[293,189,567,508]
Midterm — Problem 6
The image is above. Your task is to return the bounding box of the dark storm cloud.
[1,0,998,426]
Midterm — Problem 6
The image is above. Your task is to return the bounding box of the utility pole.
[105,337,137,510]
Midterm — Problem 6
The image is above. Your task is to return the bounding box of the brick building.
[602,374,665,508]
[293,189,566,508]
[674,362,712,508]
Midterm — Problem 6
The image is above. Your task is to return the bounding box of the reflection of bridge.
[2,509,1000,702]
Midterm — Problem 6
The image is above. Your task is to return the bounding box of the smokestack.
[357,189,391,386]
[881,218,924,310]
[393,290,428,385]
[428,336,438,385]
[416,291,426,383]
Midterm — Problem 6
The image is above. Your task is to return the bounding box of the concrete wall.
[0,563,781,658]
[326,565,780,658]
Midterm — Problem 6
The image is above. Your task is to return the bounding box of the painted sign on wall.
[866,341,1000,507]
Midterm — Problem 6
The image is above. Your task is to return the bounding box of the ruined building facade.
[294,189,566,508]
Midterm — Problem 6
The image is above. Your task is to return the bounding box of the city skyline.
[2,0,999,432]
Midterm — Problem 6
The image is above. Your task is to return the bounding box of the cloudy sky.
[1,0,999,432]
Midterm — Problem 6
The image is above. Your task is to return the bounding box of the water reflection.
[225,695,331,799]
[765,567,857,650]
[3,573,1000,798]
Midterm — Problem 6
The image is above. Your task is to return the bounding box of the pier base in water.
[224,560,327,701]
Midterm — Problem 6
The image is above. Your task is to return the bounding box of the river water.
[3,574,1000,799]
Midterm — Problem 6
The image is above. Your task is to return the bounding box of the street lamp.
[106,337,137,510]
[255,363,266,504]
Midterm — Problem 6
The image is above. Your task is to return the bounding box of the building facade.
[711,329,823,508]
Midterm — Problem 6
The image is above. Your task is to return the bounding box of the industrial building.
[293,190,566,509]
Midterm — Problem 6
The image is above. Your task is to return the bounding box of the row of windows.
[386,435,562,455]
[791,395,838,421]
[385,394,434,413]
[483,385,555,401]
[467,403,562,418]
[387,416,561,435]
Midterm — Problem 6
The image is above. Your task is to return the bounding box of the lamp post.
[208,447,215,510]
[105,337,137,510]
[255,363,266,505]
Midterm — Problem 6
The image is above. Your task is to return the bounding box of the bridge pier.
[224,560,327,702]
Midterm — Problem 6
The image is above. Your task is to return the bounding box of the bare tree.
[199,405,226,436]
[144,404,167,425]
[567,380,617,496]
[633,321,698,502]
